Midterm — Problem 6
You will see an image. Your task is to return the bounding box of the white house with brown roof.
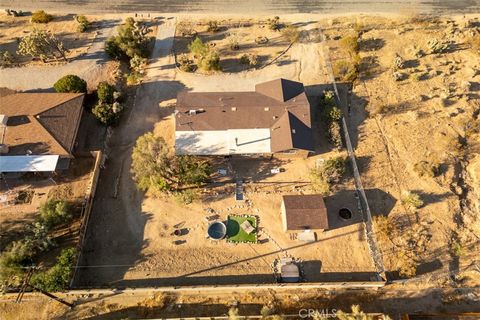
[0,92,84,172]
[174,79,314,157]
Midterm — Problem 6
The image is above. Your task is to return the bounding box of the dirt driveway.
[74,17,183,287]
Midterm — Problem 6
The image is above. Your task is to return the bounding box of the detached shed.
[281,194,329,231]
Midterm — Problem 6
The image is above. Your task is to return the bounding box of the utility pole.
[15,267,74,309]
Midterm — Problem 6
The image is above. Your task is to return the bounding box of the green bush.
[97,81,115,103]
[188,37,221,72]
[30,247,76,292]
[322,157,347,183]
[92,102,122,125]
[340,33,359,54]
[53,75,87,93]
[198,50,221,71]
[76,15,90,33]
[188,37,209,57]
[31,10,53,24]
[105,37,123,59]
[40,200,72,229]
[319,91,343,148]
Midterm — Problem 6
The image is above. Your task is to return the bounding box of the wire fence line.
[318,29,386,279]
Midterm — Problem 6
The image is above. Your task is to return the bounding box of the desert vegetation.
[53,74,87,93]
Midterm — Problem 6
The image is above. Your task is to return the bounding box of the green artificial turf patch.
[226,215,258,243]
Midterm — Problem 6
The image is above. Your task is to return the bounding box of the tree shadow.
[359,38,385,52]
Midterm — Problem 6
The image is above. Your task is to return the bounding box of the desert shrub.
[39,200,72,229]
[30,247,76,292]
[177,20,196,37]
[333,60,358,82]
[394,54,405,69]
[373,215,396,244]
[207,20,220,32]
[92,101,122,125]
[0,240,36,283]
[239,53,258,67]
[328,121,342,147]
[281,24,299,43]
[76,15,90,33]
[468,36,480,53]
[427,38,449,54]
[260,304,276,317]
[401,191,424,208]
[0,50,14,68]
[174,189,197,205]
[130,54,147,73]
[336,305,378,320]
[178,54,195,72]
[309,157,347,194]
[267,16,281,31]
[340,33,359,54]
[125,72,141,85]
[451,241,464,257]
[322,157,347,183]
[31,10,53,24]
[105,17,151,60]
[414,161,439,178]
[53,75,87,93]
[97,81,115,103]
[227,33,240,50]
[396,250,417,278]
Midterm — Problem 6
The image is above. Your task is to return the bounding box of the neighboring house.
[175,79,314,157]
[0,92,85,173]
[280,194,329,232]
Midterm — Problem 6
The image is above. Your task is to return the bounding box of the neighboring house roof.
[0,93,85,157]
[175,79,314,155]
[282,194,329,230]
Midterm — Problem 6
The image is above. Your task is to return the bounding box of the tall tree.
[131,132,211,193]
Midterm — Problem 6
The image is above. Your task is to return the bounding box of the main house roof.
[175,79,314,155]
[0,92,85,157]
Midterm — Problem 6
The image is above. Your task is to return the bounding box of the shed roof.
[282,194,329,230]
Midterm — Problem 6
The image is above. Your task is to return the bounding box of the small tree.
[17,29,68,62]
[30,247,76,292]
[188,37,209,58]
[39,200,72,229]
[53,74,87,93]
[207,20,220,32]
[131,132,211,193]
[0,240,35,284]
[31,10,53,24]
[96,81,115,103]
[267,16,281,30]
[105,17,151,60]
[76,15,90,33]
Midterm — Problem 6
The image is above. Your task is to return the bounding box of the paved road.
[1,0,480,14]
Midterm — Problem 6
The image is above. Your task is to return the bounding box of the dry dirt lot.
[0,13,98,65]
[321,14,480,284]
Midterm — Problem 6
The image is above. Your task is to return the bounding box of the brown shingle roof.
[0,93,84,157]
[282,194,329,230]
[175,79,314,153]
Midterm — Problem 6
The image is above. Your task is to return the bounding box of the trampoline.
[207,221,227,240]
